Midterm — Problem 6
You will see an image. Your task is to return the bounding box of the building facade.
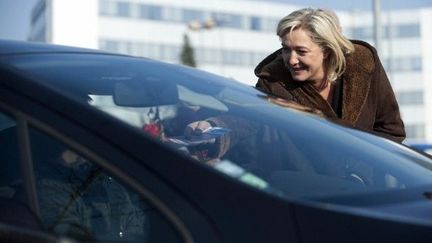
[29,0,432,143]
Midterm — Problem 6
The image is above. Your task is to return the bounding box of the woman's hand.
[184,120,213,138]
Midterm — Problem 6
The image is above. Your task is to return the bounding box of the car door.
[0,52,302,243]
[0,83,219,242]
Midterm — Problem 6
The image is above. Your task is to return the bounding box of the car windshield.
[4,53,432,202]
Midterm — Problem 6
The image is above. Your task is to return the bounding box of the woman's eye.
[297,50,307,55]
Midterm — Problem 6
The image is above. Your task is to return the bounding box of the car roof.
[0,39,113,56]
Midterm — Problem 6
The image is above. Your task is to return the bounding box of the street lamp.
[187,18,224,75]
[188,19,216,31]
[373,0,382,57]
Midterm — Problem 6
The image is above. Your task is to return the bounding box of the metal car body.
[1,39,432,243]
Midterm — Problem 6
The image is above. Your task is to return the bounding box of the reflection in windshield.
[7,53,432,201]
[85,58,432,199]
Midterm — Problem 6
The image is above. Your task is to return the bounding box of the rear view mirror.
[113,80,179,107]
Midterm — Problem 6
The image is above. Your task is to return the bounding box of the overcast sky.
[1,0,432,41]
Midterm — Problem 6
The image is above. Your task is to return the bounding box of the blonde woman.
[255,8,405,142]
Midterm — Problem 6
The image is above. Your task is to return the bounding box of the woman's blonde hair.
[277,8,354,82]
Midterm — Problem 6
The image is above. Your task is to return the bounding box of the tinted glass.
[4,53,432,203]
[29,127,182,242]
[0,111,24,202]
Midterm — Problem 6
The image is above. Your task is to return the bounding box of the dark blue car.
[1,39,432,243]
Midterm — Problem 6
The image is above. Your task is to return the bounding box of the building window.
[223,50,243,65]
[117,1,130,17]
[99,39,270,67]
[99,40,120,53]
[385,56,422,72]
[261,17,279,33]
[410,57,422,71]
[139,4,162,20]
[211,12,243,29]
[350,26,373,40]
[163,7,182,22]
[182,9,204,23]
[405,124,425,140]
[198,48,222,64]
[98,1,280,33]
[396,91,423,105]
[396,23,420,38]
[161,45,180,61]
[348,23,420,40]
[250,16,261,31]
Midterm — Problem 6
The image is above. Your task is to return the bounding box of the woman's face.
[281,28,326,84]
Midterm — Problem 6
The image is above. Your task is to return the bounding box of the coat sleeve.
[372,56,406,143]
[255,77,272,94]
[255,77,296,101]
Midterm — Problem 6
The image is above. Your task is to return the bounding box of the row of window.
[99,39,269,67]
[29,0,423,41]
[405,124,426,140]
[349,23,421,40]
[99,39,423,73]
[99,0,289,33]
[396,90,424,105]
[99,0,422,39]
[383,56,422,72]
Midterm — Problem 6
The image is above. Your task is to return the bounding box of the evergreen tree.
[180,33,196,67]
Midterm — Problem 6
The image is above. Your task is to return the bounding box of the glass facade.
[348,23,421,40]
[405,124,426,140]
[99,39,424,73]
[99,39,268,67]
[117,1,130,17]
[396,91,424,105]
[99,0,279,32]
[100,0,423,38]
[383,56,422,72]
[98,1,424,72]
[140,4,162,20]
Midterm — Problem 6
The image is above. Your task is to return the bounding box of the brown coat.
[254,40,405,143]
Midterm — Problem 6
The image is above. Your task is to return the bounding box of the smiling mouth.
[290,66,307,73]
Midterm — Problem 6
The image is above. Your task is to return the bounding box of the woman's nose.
[288,51,299,66]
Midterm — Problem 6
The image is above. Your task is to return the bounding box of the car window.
[5,53,432,203]
[0,111,23,202]
[29,127,182,242]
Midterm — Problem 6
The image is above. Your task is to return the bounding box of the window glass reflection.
[30,128,182,242]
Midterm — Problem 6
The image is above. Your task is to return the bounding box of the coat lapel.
[290,84,338,118]
[341,53,371,124]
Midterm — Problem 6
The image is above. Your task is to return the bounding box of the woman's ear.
[323,48,330,59]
